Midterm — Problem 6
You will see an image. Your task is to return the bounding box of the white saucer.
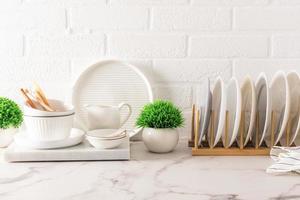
[14,128,85,149]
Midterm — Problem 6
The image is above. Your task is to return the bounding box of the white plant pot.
[142,128,179,153]
[0,128,17,148]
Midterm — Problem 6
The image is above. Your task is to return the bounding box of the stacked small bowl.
[85,129,127,149]
[23,99,75,141]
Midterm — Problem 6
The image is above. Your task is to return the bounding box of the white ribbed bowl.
[23,100,75,141]
[24,114,74,141]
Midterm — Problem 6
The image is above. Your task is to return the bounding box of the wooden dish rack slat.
[189,104,295,156]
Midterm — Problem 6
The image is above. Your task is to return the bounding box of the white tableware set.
[195,71,300,148]
[72,60,153,148]
[14,60,153,150]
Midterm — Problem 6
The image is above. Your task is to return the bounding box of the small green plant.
[0,97,23,129]
[136,100,184,129]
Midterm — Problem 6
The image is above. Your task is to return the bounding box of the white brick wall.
[152,7,231,31]
[189,36,269,58]
[1,0,300,137]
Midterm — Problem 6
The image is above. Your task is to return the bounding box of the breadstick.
[36,95,54,112]
[20,88,36,109]
[33,82,50,106]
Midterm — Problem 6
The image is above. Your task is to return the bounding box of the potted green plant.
[136,100,184,153]
[0,97,23,147]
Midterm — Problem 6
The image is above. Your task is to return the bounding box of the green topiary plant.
[0,97,23,130]
[136,100,184,129]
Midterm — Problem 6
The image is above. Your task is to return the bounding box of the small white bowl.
[86,132,127,149]
[23,99,75,141]
[86,129,126,139]
[23,99,75,117]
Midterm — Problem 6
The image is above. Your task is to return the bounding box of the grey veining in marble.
[1,139,300,200]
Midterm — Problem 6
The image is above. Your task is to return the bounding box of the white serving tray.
[3,137,130,162]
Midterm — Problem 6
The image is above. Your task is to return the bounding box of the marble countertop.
[0,139,300,200]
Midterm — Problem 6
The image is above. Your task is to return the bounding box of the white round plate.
[255,73,271,146]
[14,128,85,149]
[269,71,290,146]
[72,60,153,136]
[208,77,226,147]
[222,77,242,147]
[237,76,256,147]
[267,71,290,146]
[286,72,300,146]
[197,78,212,146]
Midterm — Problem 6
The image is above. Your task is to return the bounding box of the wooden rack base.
[189,104,294,156]
[192,147,270,156]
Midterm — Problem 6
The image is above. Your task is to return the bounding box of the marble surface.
[0,139,300,200]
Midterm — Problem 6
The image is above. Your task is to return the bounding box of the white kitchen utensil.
[255,73,271,146]
[14,128,84,149]
[72,60,153,139]
[237,76,256,147]
[269,71,290,146]
[222,77,242,147]
[84,102,131,130]
[208,77,226,147]
[197,78,212,146]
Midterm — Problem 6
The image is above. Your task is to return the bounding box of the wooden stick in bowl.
[33,82,55,111]
[35,93,54,112]
[33,82,51,106]
[20,88,36,109]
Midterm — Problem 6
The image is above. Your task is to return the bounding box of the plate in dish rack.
[72,60,153,137]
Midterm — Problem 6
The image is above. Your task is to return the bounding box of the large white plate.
[255,73,271,146]
[72,60,153,135]
[222,77,242,147]
[286,72,300,146]
[269,71,290,146]
[197,78,212,146]
[14,128,84,149]
[208,77,226,147]
[237,76,256,147]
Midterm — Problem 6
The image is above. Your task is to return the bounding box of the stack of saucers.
[86,129,127,149]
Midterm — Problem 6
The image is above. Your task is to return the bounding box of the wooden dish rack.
[188,104,295,156]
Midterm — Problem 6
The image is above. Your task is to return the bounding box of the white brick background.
[1,0,300,137]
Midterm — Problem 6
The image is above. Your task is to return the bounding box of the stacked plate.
[86,129,128,149]
[196,71,300,148]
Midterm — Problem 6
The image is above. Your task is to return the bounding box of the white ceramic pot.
[0,128,17,148]
[142,128,179,153]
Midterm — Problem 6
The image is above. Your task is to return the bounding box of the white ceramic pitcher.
[84,103,132,130]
